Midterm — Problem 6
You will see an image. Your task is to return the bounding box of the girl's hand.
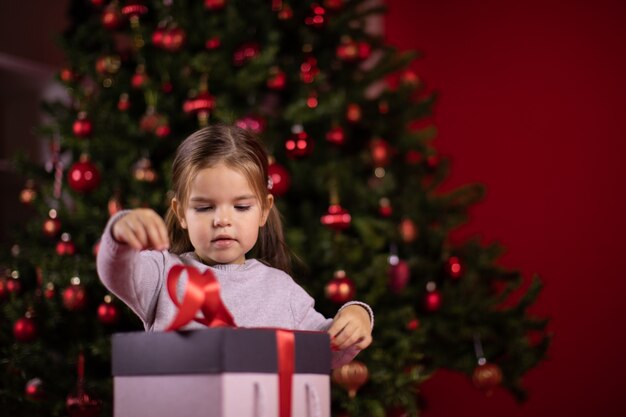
[112,209,170,251]
[328,305,373,351]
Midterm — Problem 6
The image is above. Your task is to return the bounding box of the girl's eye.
[194,206,214,212]
[235,205,251,211]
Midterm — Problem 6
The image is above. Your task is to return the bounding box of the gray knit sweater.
[96,211,372,368]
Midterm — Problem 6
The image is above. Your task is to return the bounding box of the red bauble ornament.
[152,26,166,47]
[424,285,442,312]
[447,256,463,279]
[121,0,148,19]
[0,279,6,300]
[44,282,55,299]
[321,204,351,231]
[162,27,186,52]
[285,130,314,158]
[305,3,326,28]
[183,91,216,115]
[406,318,420,331]
[267,67,286,90]
[90,0,105,7]
[268,161,290,197]
[6,276,21,295]
[155,123,171,138]
[370,138,391,167]
[101,4,123,30]
[233,42,260,66]
[300,57,319,84]
[139,110,161,133]
[25,378,45,401]
[131,66,148,89]
[389,260,410,293]
[56,234,76,256]
[98,296,120,325]
[68,155,101,193]
[346,103,361,123]
[379,197,392,217]
[325,270,355,303]
[63,279,87,311]
[472,362,503,394]
[235,114,266,134]
[332,360,369,398]
[205,36,221,50]
[117,93,130,111]
[72,113,93,138]
[59,67,76,83]
[13,316,37,343]
[204,0,226,10]
[399,218,417,243]
[326,126,346,145]
[306,91,318,108]
[336,39,361,62]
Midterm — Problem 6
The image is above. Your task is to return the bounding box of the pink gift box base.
[111,328,331,417]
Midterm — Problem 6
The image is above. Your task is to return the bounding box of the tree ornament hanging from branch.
[472,334,503,395]
[332,360,369,398]
[325,270,356,303]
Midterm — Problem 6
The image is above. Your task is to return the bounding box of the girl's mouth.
[211,235,236,247]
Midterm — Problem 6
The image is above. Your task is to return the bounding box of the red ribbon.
[276,330,295,417]
[165,264,235,331]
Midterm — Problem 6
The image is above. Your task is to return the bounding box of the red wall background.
[385,0,626,416]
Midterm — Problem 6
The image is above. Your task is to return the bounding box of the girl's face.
[173,163,273,265]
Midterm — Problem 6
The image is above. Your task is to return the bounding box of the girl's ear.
[171,197,187,229]
[260,194,274,227]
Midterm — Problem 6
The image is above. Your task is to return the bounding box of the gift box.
[112,327,331,417]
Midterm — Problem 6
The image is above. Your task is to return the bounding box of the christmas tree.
[0,1,550,416]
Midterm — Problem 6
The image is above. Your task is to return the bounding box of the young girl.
[96,125,373,368]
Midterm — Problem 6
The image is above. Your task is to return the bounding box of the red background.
[385,0,626,416]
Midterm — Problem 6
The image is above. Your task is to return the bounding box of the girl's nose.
[213,210,231,227]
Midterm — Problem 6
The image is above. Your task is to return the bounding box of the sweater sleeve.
[96,210,166,326]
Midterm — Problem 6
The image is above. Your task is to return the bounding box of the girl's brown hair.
[164,125,292,274]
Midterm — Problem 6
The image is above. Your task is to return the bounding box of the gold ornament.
[332,360,369,398]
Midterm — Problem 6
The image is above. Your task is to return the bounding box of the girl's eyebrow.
[189,195,256,202]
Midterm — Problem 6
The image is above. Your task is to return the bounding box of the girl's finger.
[354,334,373,350]
[332,323,359,349]
[118,223,143,250]
[145,219,166,249]
[327,317,348,340]
[127,218,149,249]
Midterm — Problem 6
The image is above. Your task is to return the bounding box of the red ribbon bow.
[165,264,236,330]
